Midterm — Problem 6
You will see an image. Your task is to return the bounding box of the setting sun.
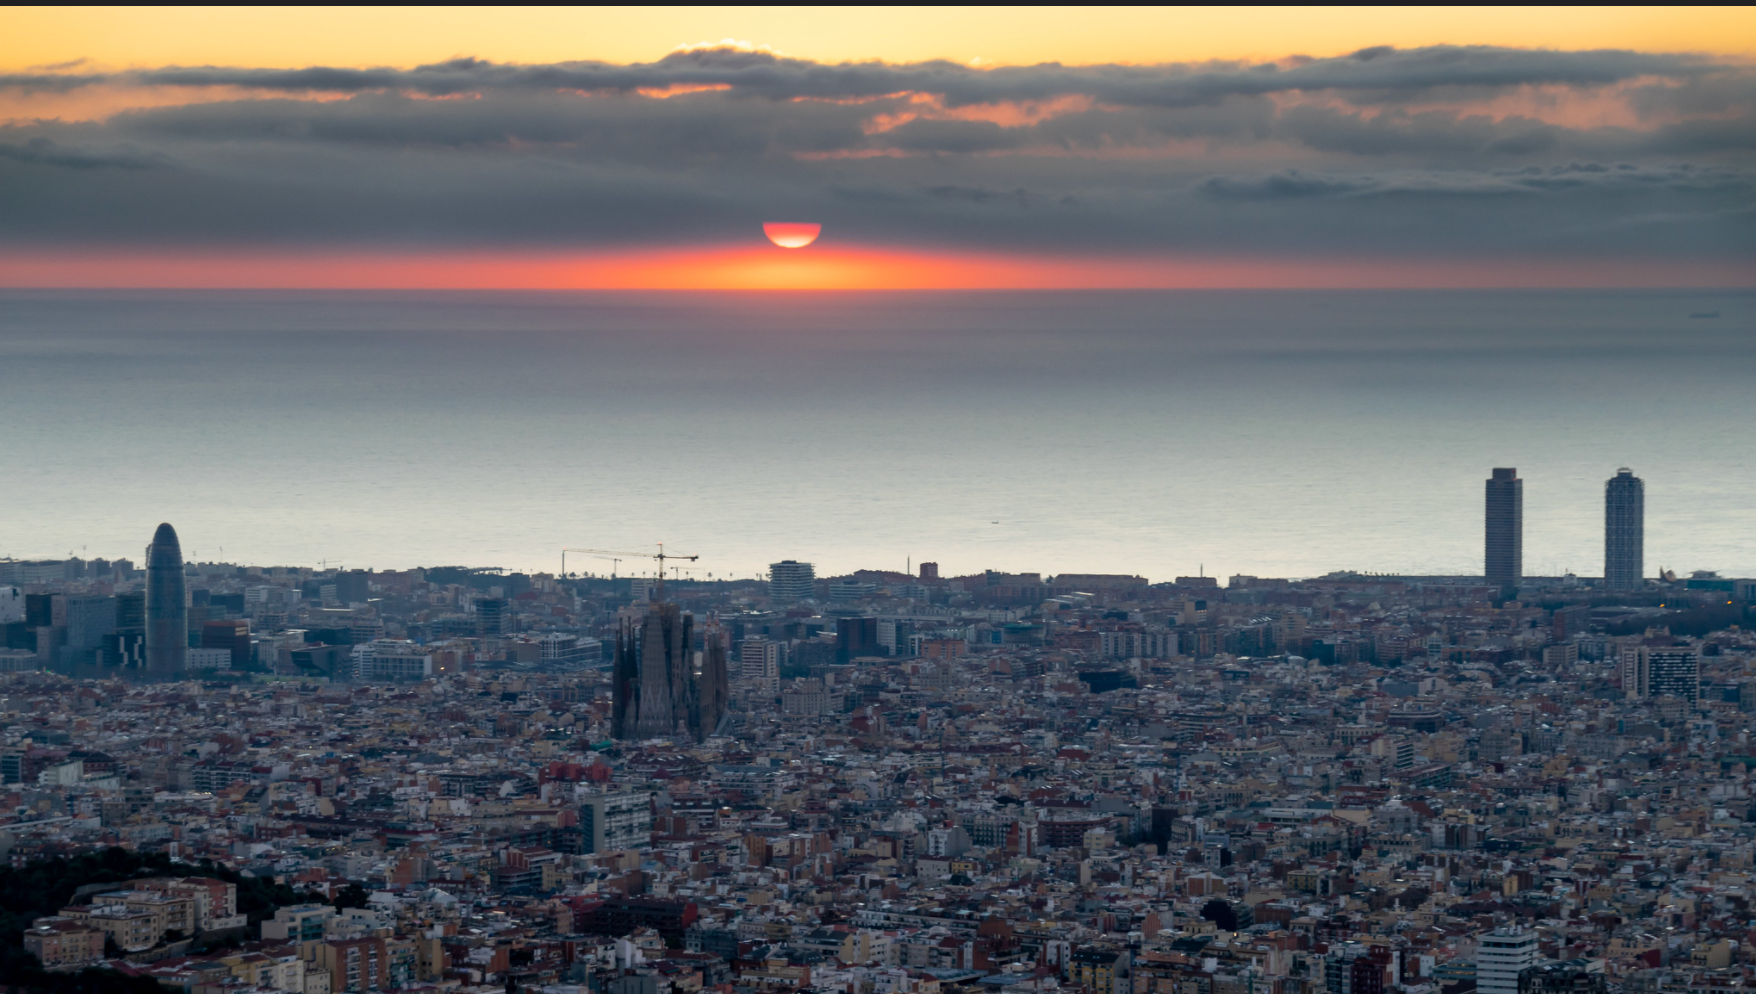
[763,223,823,250]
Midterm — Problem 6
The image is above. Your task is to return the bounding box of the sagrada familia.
[610,598,730,741]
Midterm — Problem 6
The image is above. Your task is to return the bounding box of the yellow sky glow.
[4,6,1752,74]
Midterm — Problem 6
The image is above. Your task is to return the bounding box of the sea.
[1,288,1750,583]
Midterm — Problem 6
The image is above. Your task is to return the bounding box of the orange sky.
[3,6,1751,289]
[3,247,1748,291]
[5,7,1752,72]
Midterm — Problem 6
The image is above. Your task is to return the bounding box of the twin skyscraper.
[1485,466,1644,591]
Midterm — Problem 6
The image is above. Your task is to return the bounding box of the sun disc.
[763,222,822,249]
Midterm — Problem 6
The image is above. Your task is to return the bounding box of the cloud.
[1200,172,1376,200]
[0,44,1723,107]
[1274,105,1565,156]
[0,45,1750,259]
[0,136,166,169]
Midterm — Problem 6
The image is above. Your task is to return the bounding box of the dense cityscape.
[3,466,1755,994]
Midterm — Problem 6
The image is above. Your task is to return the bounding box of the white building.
[537,632,601,666]
[186,648,232,670]
[1475,926,1537,994]
[350,639,436,681]
[781,678,840,715]
[926,826,972,858]
[740,638,782,692]
[1100,630,1178,660]
[0,586,21,624]
[579,789,652,853]
[359,650,433,682]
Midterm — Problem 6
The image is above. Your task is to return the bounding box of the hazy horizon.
[2,287,1750,582]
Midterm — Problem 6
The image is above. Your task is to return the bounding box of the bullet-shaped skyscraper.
[1485,468,1522,592]
[1604,467,1644,591]
[145,522,187,675]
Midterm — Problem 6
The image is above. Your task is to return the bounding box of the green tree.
[1199,898,1238,932]
[332,882,371,910]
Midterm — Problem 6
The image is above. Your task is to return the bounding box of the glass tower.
[145,522,187,675]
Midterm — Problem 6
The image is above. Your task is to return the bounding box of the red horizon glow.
[0,246,1747,290]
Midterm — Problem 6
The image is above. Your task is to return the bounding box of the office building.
[115,591,145,629]
[201,619,251,670]
[739,638,781,679]
[739,638,781,697]
[878,619,916,656]
[767,560,815,603]
[579,789,653,853]
[144,522,187,675]
[100,630,145,669]
[356,648,433,681]
[837,616,878,663]
[1485,468,1523,591]
[333,570,370,605]
[1476,926,1538,994]
[1621,645,1700,703]
[1604,468,1644,591]
[1648,646,1700,703]
[57,595,117,657]
[186,648,232,670]
[477,597,508,637]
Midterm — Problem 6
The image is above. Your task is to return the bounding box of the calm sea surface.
[1,289,1750,581]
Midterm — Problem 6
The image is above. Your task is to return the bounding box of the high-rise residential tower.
[1475,926,1537,994]
[1604,467,1644,591]
[144,522,187,675]
[767,560,815,603]
[1485,468,1523,591]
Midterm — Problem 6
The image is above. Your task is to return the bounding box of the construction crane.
[561,549,617,579]
[562,544,699,593]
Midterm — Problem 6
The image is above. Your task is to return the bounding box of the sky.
[2,6,1753,288]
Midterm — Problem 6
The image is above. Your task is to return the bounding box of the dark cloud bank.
[1,45,1752,257]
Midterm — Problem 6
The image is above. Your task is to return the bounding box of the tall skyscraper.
[767,560,816,603]
[145,522,187,675]
[1485,468,1522,591]
[1604,467,1644,591]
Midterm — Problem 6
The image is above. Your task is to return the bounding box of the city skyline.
[2,9,1752,994]
[0,462,1702,586]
